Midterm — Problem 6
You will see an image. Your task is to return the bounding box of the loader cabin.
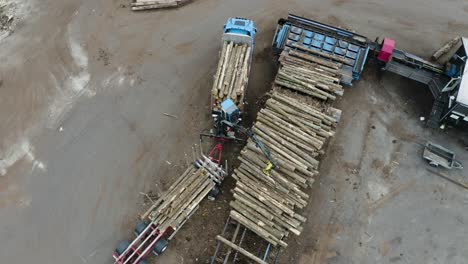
[445,37,468,125]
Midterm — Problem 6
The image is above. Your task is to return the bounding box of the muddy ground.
[0,0,468,263]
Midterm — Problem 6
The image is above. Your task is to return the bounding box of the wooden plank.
[216,235,267,264]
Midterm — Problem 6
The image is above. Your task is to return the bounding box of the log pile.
[275,49,344,101]
[228,88,342,249]
[141,155,226,231]
[211,41,252,111]
[130,0,192,11]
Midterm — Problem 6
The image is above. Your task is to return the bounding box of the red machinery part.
[208,143,223,165]
[377,38,395,63]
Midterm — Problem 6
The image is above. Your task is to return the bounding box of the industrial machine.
[272,14,370,86]
[273,14,468,128]
[371,37,468,128]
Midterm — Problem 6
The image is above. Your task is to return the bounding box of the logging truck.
[211,17,257,113]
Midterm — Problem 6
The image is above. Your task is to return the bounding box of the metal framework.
[210,217,282,264]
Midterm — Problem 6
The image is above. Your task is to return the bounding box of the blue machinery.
[273,14,468,128]
[273,14,370,85]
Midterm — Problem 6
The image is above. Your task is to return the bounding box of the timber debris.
[130,0,192,11]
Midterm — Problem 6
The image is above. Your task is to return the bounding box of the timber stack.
[141,155,226,231]
[227,90,341,249]
[130,0,192,11]
[275,49,344,101]
[211,41,252,111]
[215,48,344,261]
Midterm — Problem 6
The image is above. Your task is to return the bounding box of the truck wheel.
[207,186,220,201]
[429,161,439,167]
[115,240,130,256]
[153,238,169,256]
[134,220,150,236]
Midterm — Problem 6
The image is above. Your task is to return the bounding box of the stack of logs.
[227,89,342,249]
[141,155,225,232]
[275,49,344,101]
[130,0,191,11]
[211,41,252,110]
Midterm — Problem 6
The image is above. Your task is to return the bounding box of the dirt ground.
[0,0,468,263]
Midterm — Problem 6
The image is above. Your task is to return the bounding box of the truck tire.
[134,220,150,236]
[153,238,169,256]
[115,240,130,256]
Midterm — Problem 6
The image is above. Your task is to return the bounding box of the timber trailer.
[273,14,468,128]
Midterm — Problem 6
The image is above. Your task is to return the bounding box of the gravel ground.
[0,0,467,263]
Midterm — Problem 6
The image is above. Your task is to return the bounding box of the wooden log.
[230,210,288,247]
[173,181,214,227]
[232,196,302,237]
[236,164,307,208]
[216,235,267,264]
[266,103,331,139]
[253,133,312,169]
[287,49,342,69]
[235,169,307,209]
[235,179,295,219]
[131,3,178,10]
[223,44,239,96]
[236,158,307,206]
[279,56,341,77]
[271,92,337,124]
[238,156,305,197]
[212,41,228,97]
[234,171,296,209]
[282,64,341,84]
[267,99,323,130]
[256,115,319,152]
[150,168,205,218]
[234,189,303,234]
[277,73,336,100]
[237,46,251,96]
[280,67,343,93]
[291,43,354,65]
[258,110,323,150]
[281,66,341,87]
[238,157,310,201]
[172,179,214,227]
[253,125,319,168]
[234,183,284,215]
[242,148,309,187]
[218,41,233,98]
[275,79,328,100]
[230,200,286,238]
[233,192,275,221]
[231,45,247,100]
[141,165,195,219]
[432,36,461,61]
[245,141,309,171]
[265,101,322,139]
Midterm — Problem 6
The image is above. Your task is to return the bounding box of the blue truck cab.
[223,17,257,48]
